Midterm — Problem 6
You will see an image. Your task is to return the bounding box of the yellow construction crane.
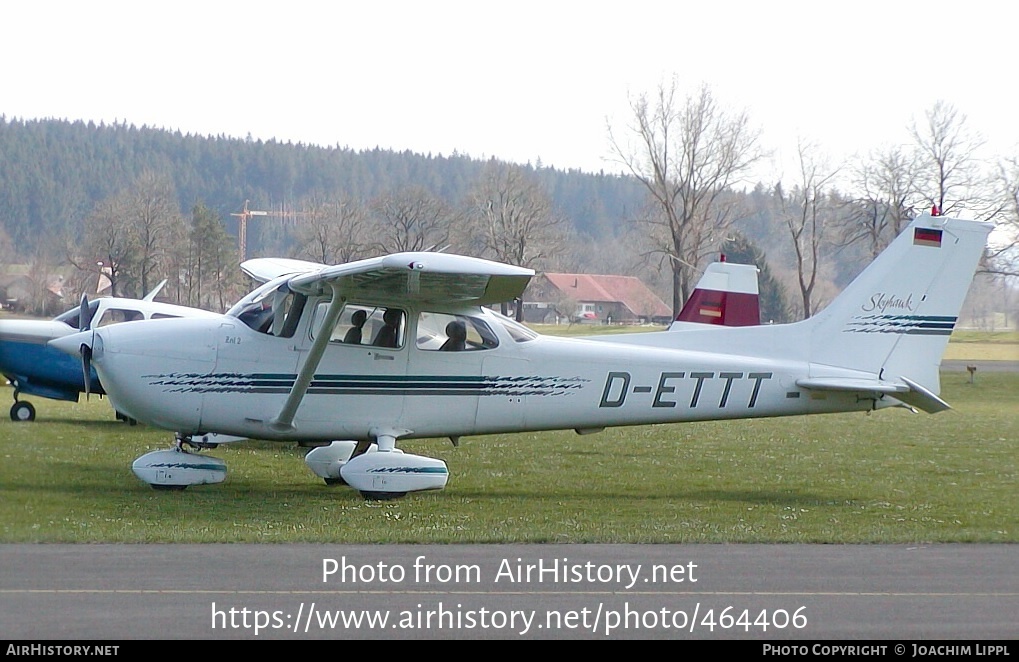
[231,200,313,263]
[230,200,269,264]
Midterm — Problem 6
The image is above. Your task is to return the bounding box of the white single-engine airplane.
[51,212,990,499]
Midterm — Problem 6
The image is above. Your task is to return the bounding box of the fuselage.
[77,294,885,443]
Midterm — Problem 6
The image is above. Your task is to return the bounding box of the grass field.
[942,330,1019,361]
[1,369,1015,544]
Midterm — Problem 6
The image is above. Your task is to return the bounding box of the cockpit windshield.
[227,275,300,334]
[226,277,288,318]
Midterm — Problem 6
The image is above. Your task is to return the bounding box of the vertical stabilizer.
[805,213,992,393]
[670,261,761,329]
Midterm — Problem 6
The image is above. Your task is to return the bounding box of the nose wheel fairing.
[131,447,227,490]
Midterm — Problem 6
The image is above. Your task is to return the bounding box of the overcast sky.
[3,0,1016,185]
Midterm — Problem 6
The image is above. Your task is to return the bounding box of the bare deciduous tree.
[71,196,132,298]
[370,187,453,254]
[295,195,373,264]
[843,145,924,258]
[781,141,840,319]
[911,101,986,217]
[465,162,568,319]
[986,155,1019,277]
[466,162,566,268]
[122,171,180,297]
[607,80,763,315]
[69,171,181,300]
[19,253,62,317]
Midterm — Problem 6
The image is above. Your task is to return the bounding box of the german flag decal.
[914,227,943,248]
[699,303,723,318]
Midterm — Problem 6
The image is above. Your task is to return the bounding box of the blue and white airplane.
[0,281,221,421]
[50,212,990,499]
[0,259,322,422]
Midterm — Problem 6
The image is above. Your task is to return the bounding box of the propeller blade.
[79,294,93,332]
[80,342,93,400]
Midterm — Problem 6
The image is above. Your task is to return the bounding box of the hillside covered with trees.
[1,88,1016,328]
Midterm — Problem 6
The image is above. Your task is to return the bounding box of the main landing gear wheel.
[10,401,35,422]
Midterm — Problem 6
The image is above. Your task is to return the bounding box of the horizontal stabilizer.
[795,375,951,413]
[795,377,908,395]
[897,376,952,413]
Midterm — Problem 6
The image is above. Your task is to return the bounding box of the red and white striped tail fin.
[669,261,760,330]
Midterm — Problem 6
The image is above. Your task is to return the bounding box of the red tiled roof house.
[524,273,671,325]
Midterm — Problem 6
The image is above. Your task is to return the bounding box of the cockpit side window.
[97,308,144,326]
[312,302,406,349]
[236,296,275,333]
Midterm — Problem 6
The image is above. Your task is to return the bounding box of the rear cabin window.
[493,314,538,342]
[415,312,498,351]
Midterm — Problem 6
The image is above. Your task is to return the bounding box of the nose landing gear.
[10,399,36,422]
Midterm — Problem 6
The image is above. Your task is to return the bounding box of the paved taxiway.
[941,359,1019,373]
[1,544,1016,640]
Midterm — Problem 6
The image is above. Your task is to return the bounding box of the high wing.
[240,257,327,283]
[270,252,534,431]
[286,252,534,305]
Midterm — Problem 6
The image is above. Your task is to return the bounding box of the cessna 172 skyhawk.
[51,211,990,499]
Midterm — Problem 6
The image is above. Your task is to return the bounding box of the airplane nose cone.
[48,330,102,359]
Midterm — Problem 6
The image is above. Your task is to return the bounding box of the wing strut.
[269,284,345,432]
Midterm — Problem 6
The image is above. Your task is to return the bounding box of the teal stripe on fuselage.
[146,373,585,397]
